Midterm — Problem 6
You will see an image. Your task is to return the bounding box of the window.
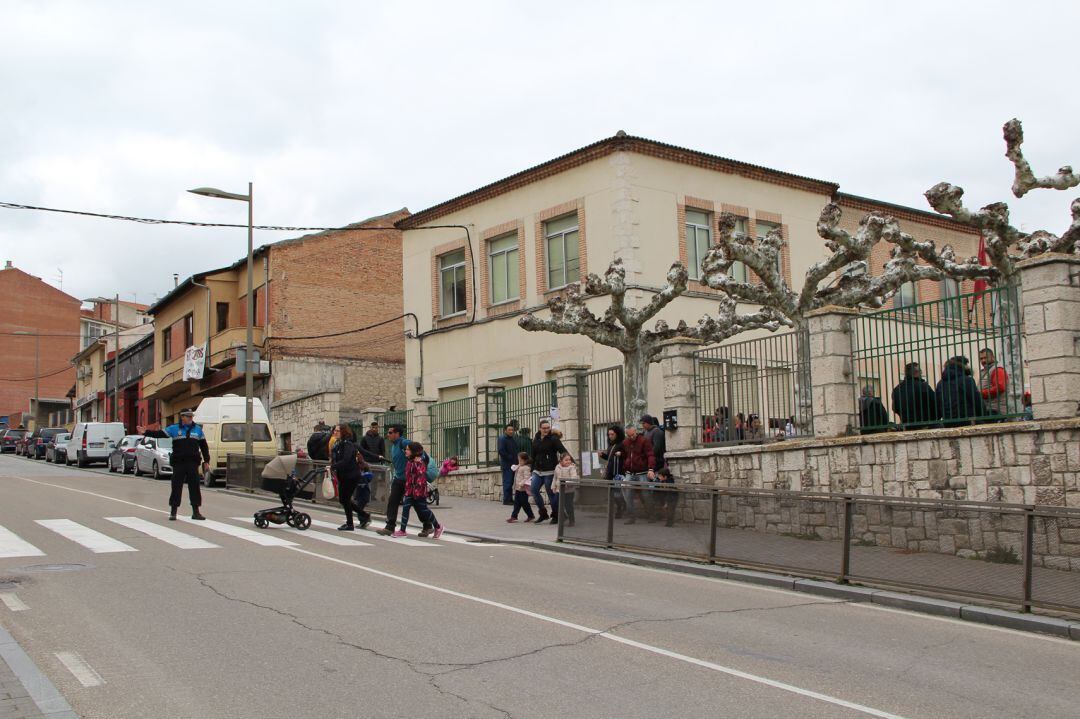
[184,314,194,348]
[439,249,467,317]
[895,281,918,309]
[756,220,782,275]
[941,278,961,319]
[162,328,172,362]
[728,217,749,283]
[488,234,520,304]
[544,214,580,289]
[147,399,158,425]
[221,423,273,442]
[685,209,712,279]
[216,303,230,332]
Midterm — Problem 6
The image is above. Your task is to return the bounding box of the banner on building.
[183,344,207,381]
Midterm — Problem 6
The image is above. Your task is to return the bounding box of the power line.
[0,365,73,382]
[270,314,407,341]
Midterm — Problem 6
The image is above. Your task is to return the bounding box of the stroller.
[253,462,316,531]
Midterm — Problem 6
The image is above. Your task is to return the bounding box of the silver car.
[133,436,173,479]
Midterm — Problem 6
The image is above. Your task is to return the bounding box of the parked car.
[194,394,278,486]
[67,422,126,467]
[107,435,144,474]
[27,427,67,460]
[45,433,71,463]
[1,428,28,453]
[133,436,173,479]
[14,431,33,456]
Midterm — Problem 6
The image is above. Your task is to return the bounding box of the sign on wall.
[183,344,207,381]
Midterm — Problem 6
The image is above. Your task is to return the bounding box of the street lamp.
[188,183,255,469]
[13,330,39,425]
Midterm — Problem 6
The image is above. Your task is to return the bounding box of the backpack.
[423,452,439,483]
[306,431,330,461]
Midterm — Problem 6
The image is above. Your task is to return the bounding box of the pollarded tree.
[518,258,783,423]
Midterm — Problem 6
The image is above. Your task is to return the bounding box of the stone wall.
[270,391,342,453]
[272,354,406,418]
[437,466,502,502]
[664,418,1080,508]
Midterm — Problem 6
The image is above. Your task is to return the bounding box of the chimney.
[4,260,12,269]
[173,273,179,288]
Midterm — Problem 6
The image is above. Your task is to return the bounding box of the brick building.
[0,261,81,427]
[143,209,409,453]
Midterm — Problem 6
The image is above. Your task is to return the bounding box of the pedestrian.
[744,414,764,442]
[402,442,443,538]
[978,348,1009,418]
[530,419,569,524]
[858,386,890,434]
[620,423,655,524]
[376,424,411,536]
[655,466,678,527]
[641,415,666,470]
[598,424,627,519]
[551,452,578,527]
[358,421,386,463]
[506,452,535,523]
[734,412,746,441]
[891,362,939,429]
[937,357,987,426]
[330,423,370,531]
[164,409,209,521]
[514,423,533,458]
[498,423,518,506]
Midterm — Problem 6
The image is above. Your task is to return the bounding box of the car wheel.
[123,458,133,474]
[152,461,161,480]
[108,457,117,472]
[134,459,143,476]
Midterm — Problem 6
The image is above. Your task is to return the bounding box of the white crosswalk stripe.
[35,519,137,553]
[308,518,438,547]
[0,524,45,558]
[227,518,373,546]
[176,517,298,547]
[106,517,220,549]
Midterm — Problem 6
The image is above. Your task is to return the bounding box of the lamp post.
[188,183,255,471]
[13,330,39,425]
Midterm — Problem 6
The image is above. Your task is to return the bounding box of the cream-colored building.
[398,133,979,425]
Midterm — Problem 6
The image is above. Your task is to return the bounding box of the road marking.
[176,517,298,547]
[227,517,373,546]
[0,524,45,558]
[308,518,436,547]
[35,520,137,554]
[54,651,105,687]
[284,546,906,719]
[0,592,29,611]
[105,517,220,549]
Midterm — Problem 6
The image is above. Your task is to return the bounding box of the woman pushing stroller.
[330,423,371,531]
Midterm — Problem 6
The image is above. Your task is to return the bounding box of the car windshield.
[221,423,272,442]
[6,430,27,438]
[56,434,70,442]
[153,438,173,449]
[41,429,64,439]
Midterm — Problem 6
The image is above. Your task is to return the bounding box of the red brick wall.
[268,209,408,364]
[0,267,81,417]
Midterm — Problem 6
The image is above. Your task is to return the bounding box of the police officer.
[164,409,210,521]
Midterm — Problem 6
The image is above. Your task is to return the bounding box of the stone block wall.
[437,466,502,502]
[270,391,342,453]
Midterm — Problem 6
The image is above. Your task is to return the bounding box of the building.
[72,324,154,429]
[396,132,980,427]
[142,209,409,451]
[80,298,151,350]
[0,260,81,427]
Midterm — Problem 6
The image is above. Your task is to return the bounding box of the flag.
[969,234,989,319]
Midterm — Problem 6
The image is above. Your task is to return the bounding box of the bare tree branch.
[1004,118,1080,198]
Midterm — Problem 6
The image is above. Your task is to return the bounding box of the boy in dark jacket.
[936,357,987,426]
[891,362,940,429]
[358,422,386,463]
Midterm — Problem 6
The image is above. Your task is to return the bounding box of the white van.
[194,395,278,486]
[68,422,126,467]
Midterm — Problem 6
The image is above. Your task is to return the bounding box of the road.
[1,454,1078,719]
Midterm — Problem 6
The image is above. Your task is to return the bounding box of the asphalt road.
[1,454,1078,719]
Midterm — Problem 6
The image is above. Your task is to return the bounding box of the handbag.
[321,468,337,499]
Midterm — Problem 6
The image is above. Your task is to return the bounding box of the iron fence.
[559,479,1080,616]
[428,396,477,466]
[372,409,413,437]
[851,282,1026,432]
[693,329,812,447]
[499,380,556,442]
[578,365,624,477]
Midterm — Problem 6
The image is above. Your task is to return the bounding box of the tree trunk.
[622,348,652,426]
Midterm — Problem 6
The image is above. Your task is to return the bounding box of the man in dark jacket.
[358,422,386,463]
[936,357,987,426]
[497,423,518,505]
[620,424,655,524]
[640,415,666,469]
[891,363,940,429]
[530,420,569,523]
[163,409,210,521]
[376,425,411,536]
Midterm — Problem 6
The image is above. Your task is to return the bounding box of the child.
[398,442,443,539]
[551,452,578,527]
[507,452,534,523]
[655,466,677,527]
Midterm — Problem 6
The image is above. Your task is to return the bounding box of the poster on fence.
[580,452,592,475]
[183,344,206,381]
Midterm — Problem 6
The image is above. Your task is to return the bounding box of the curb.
[215,487,1080,640]
[0,623,79,718]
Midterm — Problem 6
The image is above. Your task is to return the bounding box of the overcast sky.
[2,1,1077,306]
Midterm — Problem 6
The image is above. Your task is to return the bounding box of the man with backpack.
[376,424,412,536]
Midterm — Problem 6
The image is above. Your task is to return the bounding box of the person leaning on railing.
[891,363,940,430]
[978,348,1009,420]
[937,357,988,427]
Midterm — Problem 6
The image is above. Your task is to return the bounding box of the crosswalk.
[0,513,499,561]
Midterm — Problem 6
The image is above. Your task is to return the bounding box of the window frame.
[487,233,520,306]
[941,277,962,320]
[162,328,172,362]
[894,280,918,309]
[685,209,712,280]
[438,249,468,318]
[184,314,194,348]
[755,220,782,275]
[544,214,581,291]
[216,302,230,333]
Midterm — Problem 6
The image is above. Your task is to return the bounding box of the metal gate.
[578,365,623,477]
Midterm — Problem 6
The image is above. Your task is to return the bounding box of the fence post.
[553,363,591,463]
[475,384,504,466]
[805,307,859,438]
[606,482,615,548]
[656,337,706,452]
[840,496,854,584]
[708,491,718,563]
[410,397,437,447]
[362,407,387,428]
[1021,507,1035,613]
[1016,254,1080,420]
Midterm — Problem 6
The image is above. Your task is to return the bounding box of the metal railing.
[558,479,1080,615]
[372,409,413,437]
[579,365,624,477]
[500,380,556,441]
[851,283,1026,432]
[428,396,477,466]
[693,329,812,447]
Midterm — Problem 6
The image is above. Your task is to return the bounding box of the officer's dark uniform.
[164,415,210,520]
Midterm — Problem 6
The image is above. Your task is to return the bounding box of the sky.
[1,0,1077,306]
